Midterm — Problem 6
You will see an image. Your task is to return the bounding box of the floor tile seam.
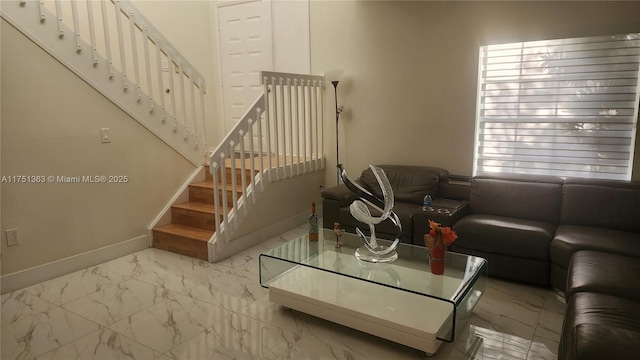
[33,326,158,360]
[60,279,173,328]
[527,337,560,360]
[128,271,204,296]
[227,312,299,359]
[487,280,548,306]
[23,273,136,308]
[55,276,151,308]
[467,319,533,356]
[103,325,172,358]
[525,302,550,360]
[16,309,104,360]
[210,259,237,270]
[531,313,562,339]
[537,292,559,324]
[104,296,176,338]
[93,261,138,276]
[159,320,232,358]
[8,290,105,334]
[102,286,233,334]
[59,299,114,330]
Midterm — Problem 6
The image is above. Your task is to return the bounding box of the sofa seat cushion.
[449,246,549,285]
[338,201,418,240]
[560,292,640,360]
[452,214,554,260]
[566,250,640,301]
[551,225,640,271]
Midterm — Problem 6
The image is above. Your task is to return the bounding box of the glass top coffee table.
[260,229,487,356]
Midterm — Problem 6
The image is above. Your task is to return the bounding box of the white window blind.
[474,34,640,180]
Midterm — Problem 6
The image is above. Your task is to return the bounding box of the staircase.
[152,159,258,260]
[3,0,326,263]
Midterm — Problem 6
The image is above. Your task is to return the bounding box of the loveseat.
[320,165,469,246]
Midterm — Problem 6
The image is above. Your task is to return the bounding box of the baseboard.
[0,235,149,294]
[210,207,322,262]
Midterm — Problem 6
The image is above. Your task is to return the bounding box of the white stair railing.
[2,0,208,164]
[208,71,325,259]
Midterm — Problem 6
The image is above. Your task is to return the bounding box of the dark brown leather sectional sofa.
[321,165,640,360]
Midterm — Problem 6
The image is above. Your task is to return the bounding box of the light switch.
[100,128,110,143]
[6,228,18,246]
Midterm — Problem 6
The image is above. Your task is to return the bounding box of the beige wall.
[310,1,640,183]
[1,20,195,274]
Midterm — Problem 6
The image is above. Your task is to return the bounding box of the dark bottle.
[308,202,319,241]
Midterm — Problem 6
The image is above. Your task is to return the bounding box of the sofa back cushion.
[360,165,448,205]
[470,174,564,224]
[561,178,640,233]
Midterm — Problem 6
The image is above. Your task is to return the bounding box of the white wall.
[131,0,221,147]
[272,0,310,74]
[310,1,640,183]
[0,20,195,276]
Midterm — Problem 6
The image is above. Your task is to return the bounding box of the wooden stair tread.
[172,202,216,214]
[153,223,212,241]
[172,202,231,214]
[190,181,243,191]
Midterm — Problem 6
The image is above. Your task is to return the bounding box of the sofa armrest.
[411,199,469,246]
[321,184,358,206]
[439,178,471,201]
[321,184,359,230]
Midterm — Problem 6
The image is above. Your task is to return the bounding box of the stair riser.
[171,208,219,230]
[189,186,243,206]
[152,230,208,260]
[206,166,256,185]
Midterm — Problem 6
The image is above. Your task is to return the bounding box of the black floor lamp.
[332,80,340,185]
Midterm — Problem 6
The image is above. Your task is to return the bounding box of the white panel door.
[218,1,273,137]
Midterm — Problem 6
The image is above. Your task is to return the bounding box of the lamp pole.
[332,80,340,185]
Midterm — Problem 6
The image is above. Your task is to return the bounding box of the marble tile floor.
[1,225,565,360]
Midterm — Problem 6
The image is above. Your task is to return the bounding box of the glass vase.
[429,246,445,275]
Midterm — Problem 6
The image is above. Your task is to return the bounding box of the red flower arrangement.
[424,220,457,275]
[424,219,458,250]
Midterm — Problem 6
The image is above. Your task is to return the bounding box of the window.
[474,34,640,180]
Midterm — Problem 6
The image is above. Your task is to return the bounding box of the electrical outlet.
[6,228,19,246]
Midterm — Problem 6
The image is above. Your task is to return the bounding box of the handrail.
[2,0,208,163]
[208,71,325,257]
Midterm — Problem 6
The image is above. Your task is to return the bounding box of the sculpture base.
[355,246,398,263]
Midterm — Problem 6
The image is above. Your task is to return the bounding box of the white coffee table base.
[268,265,455,356]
